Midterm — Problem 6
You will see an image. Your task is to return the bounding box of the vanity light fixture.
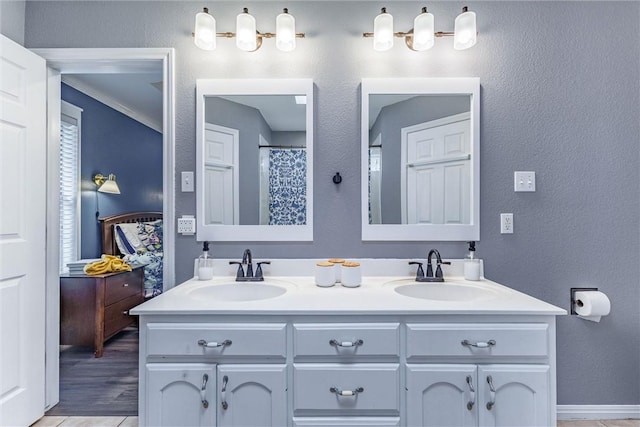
[93,173,121,194]
[364,6,477,51]
[192,7,305,52]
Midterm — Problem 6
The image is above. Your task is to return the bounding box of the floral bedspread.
[114,220,163,297]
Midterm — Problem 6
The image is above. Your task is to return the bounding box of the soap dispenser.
[196,241,214,280]
[464,241,481,281]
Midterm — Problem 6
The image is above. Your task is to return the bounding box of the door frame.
[31,47,175,410]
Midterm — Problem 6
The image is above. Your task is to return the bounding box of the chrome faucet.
[229,249,270,282]
[409,248,451,282]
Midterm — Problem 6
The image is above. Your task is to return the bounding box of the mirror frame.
[361,77,480,241]
[196,78,314,241]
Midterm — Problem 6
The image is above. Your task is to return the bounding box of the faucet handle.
[408,261,424,280]
[229,261,244,279]
[255,261,271,280]
[434,260,451,278]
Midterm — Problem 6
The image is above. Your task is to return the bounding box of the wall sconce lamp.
[193,7,305,52]
[363,6,477,52]
[93,173,121,194]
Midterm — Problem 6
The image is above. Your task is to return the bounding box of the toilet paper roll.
[575,290,611,323]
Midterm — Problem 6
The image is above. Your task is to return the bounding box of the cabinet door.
[478,365,550,427]
[146,363,216,427]
[406,364,477,427]
[217,364,287,427]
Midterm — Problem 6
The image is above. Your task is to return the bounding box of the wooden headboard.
[99,211,162,255]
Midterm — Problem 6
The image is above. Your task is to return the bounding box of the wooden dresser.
[60,266,144,357]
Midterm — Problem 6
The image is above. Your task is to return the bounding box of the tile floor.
[32,417,640,427]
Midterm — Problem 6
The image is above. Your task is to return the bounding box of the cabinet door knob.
[466,375,475,410]
[200,374,209,409]
[221,375,228,410]
[486,375,496,410]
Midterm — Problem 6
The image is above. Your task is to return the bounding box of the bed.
[99,211,163,297]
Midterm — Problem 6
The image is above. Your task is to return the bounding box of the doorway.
[31,48,175,413]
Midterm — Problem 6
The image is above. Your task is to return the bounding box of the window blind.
[59,101,82,273]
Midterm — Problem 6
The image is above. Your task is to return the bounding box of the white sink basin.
[186,282,290,302]
[390,281,501,302]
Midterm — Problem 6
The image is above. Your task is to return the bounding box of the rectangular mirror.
[196,79,313,241]
[361,78,480,241]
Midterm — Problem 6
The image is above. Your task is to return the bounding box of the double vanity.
[131,259,565,427]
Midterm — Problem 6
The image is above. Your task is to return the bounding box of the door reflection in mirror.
[368,94,471,225]
[204,95,306,225]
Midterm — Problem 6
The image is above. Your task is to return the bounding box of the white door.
[0,34,47,427]
[406,364,477,427]
[478,365,550,427]
[204,123,239,225]
[145,363,216,427]
[402,113,470,225]
[217,364,287,427]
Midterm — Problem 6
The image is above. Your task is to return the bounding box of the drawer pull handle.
[461,339,496,348]
[122,310,129,315]
[466,375,475,410]
[486,375,496,410]
[221,375,228,410]
[330,386,364,397]
[198,339,232,348]
[200,374,209,409]
[329,339,364,348]
[123,283,129,287]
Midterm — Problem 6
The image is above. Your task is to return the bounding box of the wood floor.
[45,328,138,417]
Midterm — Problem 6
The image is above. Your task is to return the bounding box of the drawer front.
[406,323,549,358]
[293,364,399,413]
[293,417,400,426]
[294,323,399,358]
[104,268,143,306]
[146,323,287,357]
[104,294,142,338]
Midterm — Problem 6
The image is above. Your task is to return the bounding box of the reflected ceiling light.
[193,6,305,52]
[363,5,478,51]
[93,173,121,195]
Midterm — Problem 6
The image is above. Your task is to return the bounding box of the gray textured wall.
[24,1,639,405]
[0,0,25,45]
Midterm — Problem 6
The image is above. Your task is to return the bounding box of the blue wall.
[61,83,163,258]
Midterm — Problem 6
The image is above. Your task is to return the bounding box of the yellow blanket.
[84,254,132,275]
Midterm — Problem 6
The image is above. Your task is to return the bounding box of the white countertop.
[131,259,566,316]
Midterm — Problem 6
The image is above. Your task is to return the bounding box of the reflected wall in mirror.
[361,78,480,241]
[196,79,313,241]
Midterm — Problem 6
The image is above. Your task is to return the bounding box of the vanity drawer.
[406,323,549,358]
[293,363,399,413]
[294,323,399,357]
[145,323,286,357]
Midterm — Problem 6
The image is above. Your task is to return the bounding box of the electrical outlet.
[177,215,196,235]
[514,171,536,192]
[500,213,513,234]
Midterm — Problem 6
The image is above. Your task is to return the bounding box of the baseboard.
[557,405,640,420]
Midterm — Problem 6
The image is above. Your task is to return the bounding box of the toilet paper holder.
[570,287,598,315]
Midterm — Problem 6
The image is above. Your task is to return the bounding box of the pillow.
[138,220,162,254]
[114,220,163,256]
[114,223,142,255]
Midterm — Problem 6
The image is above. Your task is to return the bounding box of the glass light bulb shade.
[276,11,296,52]
[412,11,434,51]
[373,10,394,51]
[454,9,477,50]
[98,174,120,194]
[236,10,257,51]
[194,10,216,51]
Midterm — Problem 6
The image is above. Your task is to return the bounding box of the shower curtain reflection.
[259,147,307,225]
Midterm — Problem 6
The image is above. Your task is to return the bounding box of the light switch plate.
[181,171,194,192]
[514,171,536,192]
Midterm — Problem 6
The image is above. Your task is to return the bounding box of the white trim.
[557,405,640,420]
[61,75,162,133]
[33,47,176,410]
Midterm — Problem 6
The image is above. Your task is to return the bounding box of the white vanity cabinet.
[405,323,553,427]
[137,315,558,427]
